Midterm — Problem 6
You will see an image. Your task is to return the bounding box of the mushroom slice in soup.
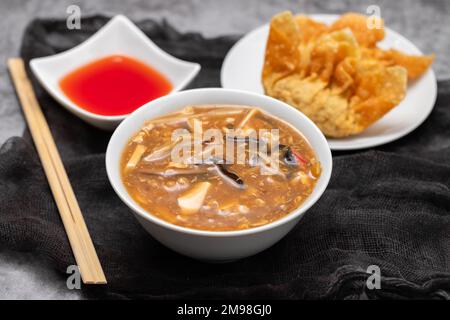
[137,166,208,177]
[143,134,188,162]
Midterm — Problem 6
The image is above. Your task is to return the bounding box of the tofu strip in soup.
[121,105,321,231]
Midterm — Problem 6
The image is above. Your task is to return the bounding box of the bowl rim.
[106,88,332,237]
[29,14,201,123]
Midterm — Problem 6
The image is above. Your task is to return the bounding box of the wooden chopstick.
[8,58,106,284]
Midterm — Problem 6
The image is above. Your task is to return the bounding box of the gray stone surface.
[0,0,449,299]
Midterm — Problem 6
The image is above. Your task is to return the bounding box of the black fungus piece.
[215,164,245,188]
[280,144,297,166]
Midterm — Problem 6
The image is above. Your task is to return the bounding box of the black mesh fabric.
[0,17,449,299]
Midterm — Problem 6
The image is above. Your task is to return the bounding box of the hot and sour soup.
[121,105,321,231]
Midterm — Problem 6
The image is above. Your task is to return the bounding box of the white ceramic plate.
[221,14,437,150]
[30,15,200,130]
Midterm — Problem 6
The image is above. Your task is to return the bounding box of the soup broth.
[121,105,321,231]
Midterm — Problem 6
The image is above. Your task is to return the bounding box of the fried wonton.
[329,12,384,48]
[295,15,329,42]
[362,48,435,80]
[262,11,433,137]
[262,11,301,94]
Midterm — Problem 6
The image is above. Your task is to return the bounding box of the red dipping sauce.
[59,55,172,116]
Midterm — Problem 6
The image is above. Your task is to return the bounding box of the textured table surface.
[0,0,449,299]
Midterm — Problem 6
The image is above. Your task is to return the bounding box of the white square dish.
[30,15,201,130]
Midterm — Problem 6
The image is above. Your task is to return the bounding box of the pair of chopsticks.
[8,58,106,284]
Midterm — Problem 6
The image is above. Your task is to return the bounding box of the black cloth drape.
[0,16,448,299]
